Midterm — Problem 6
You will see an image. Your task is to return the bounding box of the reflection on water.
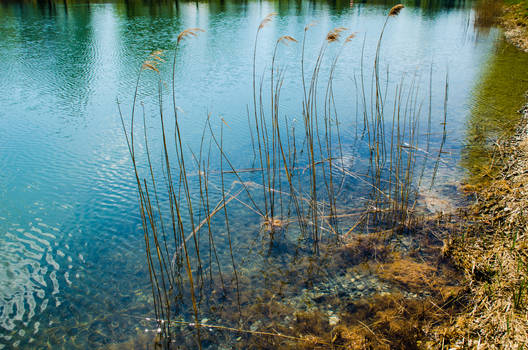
[0,0,522,348]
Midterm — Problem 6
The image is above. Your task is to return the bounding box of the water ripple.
[0,1,506,349]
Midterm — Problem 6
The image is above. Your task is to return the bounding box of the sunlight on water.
[0,0,523,348]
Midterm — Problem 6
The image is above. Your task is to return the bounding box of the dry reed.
[120,6,453,347]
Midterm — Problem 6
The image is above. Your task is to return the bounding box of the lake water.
[1,0,527,349]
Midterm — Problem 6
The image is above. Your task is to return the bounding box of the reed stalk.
[120,7,455,346]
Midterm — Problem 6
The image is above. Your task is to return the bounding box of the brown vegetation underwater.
[223,98,528,349]
[116,2,528,349]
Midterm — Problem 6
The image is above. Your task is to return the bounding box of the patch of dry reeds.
[120,4,457,347]
[443,102,528,349]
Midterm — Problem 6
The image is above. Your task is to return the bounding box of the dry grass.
[443,102,528,349]
[378,256,463,301]
[501,1,528,51]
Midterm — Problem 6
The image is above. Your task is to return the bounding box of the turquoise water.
[0,0,505,348]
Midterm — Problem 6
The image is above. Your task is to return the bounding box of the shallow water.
[463,38,528,183]
[0,0,525,348]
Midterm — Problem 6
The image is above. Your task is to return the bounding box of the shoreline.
[444,98,528,348]
[501,1,528,52]
[439,2,528,348]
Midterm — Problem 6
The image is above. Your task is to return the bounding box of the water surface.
[0,0,524,348]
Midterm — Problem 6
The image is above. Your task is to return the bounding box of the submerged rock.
[419,188,455,214]
[328,315,340,326]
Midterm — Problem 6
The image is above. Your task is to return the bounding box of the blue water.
[0,0,505,348]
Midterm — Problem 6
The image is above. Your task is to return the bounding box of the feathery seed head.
[150,50,165,63]
[278,35,298,45]
[177,28,205,44]
[142,61,159,72]
[141,50,167,72]
[326,27,348,43]
[259,13,277,29]
[389,4,404,16]
[345,32,357,43]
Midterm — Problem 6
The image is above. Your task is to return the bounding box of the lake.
[1,0,528,349]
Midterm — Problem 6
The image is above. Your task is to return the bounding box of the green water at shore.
[463,38,528,184]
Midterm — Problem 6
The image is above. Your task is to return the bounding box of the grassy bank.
[435,2,528,348]
[443,101,528,349]
[502,0,528,51]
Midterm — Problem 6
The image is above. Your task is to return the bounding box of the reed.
[120,30,210,347]
[350,3,453,231]
[121,4,452,347]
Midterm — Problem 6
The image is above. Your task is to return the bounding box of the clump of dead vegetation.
[474,0,504,28]
[377,254,463,301]
[443,101,528,349]
[240,216,467,349]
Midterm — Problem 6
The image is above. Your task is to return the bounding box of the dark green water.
[0,0,526,349]
[463,38,528,183]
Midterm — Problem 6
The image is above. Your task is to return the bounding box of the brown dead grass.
[502,2,528,52]
[333,231,392,267]
[378,256,463,301]
[444,103,528,348]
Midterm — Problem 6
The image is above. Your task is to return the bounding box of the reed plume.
[142,50,166,72]
[177,28,205,44]
[326,27,348,43]
[345,32,357,43]
[142,61,160,73]
[277,35,298,45]
[259,12,277,29]
[389,4,404,17]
